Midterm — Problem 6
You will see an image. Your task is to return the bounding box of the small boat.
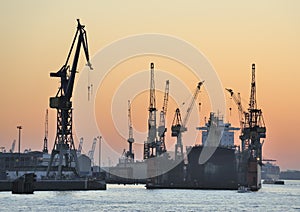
[263,179,284,185]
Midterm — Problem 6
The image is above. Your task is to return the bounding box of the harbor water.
[0,180,299,211]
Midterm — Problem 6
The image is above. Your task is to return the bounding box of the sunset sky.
[0,1,299,170]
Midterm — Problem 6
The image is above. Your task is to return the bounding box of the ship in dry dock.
[144,63,266,191]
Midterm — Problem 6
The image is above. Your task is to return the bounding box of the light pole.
[17,126,22,154]
[16,125,22,176]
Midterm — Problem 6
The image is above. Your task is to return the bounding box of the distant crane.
[77,137,84,155]
[88,138,97,165]
[171,81,204,160]
[10,140,16,153]
[225,89,247,149]
[157,80,170,156]
[46,19,93,179]
[125,100,135,162]
[225,89,244,130]
[144,63,157,159]
[43,109,49,154]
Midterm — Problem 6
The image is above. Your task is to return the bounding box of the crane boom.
[162,80,169,116]
[225,88,246,130]
[182,81,204,127]
[50,19,92,101]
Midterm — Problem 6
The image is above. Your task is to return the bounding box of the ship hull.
[146,145,261,190]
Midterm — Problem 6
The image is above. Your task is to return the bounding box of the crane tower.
[43,109,48,154]
[46,19,93,179]
[125,100,135,162]
[144,63,157,159]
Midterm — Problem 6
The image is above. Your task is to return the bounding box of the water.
[1,180,300,211]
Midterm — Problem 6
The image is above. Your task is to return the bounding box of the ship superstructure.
[197,112,239,147]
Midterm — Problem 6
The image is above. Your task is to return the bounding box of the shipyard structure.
[0,20,266,192]
[107,63,266,191]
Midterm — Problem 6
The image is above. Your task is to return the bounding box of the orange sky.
[0,1,299,170]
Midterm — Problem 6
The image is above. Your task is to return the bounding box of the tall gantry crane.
[171,81,204,160]
[43,109,49,154]
[125,100,135,162]
[144,63,157,159]
[46,19,93,178]
[226,64,265,160]
[226,64,266,190]
[157,80,170,156]
[244,64,266,163]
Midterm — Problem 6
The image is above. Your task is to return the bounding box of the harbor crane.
[10,140,16,153]
[144,63,158,159]
[244,64,266,163]
[157,80,170,156]
[77,137,83,155]
[171,81,204,160]
[46,19,93,179]
[225,89,244,128]
[88,138,97,165]
[43,109,49,153]
[226,64,266,159]
[125,100,135,162]
[225,89,247,149]
[226,64,266,190]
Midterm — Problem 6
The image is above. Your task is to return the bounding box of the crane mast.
[125,100,134,162]
[171,81,204,160]
[249,64,257,110]
[157,80,170,156]
[144,63,157,159]
[46,19,93,179]
[43,109,48,154]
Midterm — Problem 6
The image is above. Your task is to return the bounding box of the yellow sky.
[0,1,299,170]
